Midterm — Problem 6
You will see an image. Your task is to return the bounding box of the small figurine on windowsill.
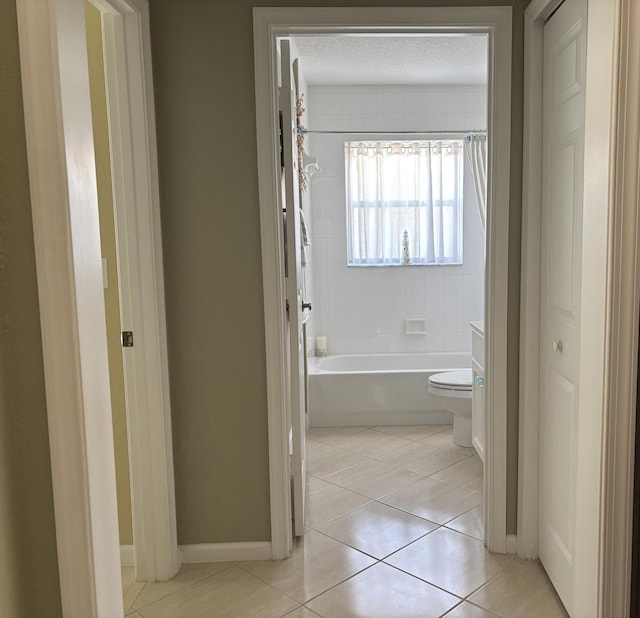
[402,230,411,265]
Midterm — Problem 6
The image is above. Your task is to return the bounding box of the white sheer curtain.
[463,133,488,235]
[345,140,463,266]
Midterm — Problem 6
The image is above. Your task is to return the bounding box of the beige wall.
[148,0,526,542]
[85,1,134,547]
[0,2,63,616]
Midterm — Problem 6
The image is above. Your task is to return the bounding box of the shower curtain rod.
[299,127,479,136]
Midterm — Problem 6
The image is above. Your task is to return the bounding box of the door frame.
[519,0,639,613]
[253,6,513,559]
[16,0,178,613]
[91,0,180,583]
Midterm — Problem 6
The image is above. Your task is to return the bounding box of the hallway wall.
[0,2,62,615]
[148,0,525,543]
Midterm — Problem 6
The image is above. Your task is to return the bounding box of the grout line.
[312,518,440,562]
[131,562,238,612]
[379,561,465,603]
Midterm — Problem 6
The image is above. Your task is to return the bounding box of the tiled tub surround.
[121,426,567,617]
[307,85,486,356]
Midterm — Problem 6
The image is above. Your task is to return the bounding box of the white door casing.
[253,7,513,558]
[538,0,587,611]
[279,39,308,537]
[16,0,178,613]
[97,0,179,582]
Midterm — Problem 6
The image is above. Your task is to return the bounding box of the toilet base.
[453,414,472,447]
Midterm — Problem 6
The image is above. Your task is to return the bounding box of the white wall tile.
[463,274,484,294]
[367,336,389,353]
[444,293,464,315]
[404,92,426,114]
[425,334,445,353]
[465,234,485,256]
[322,92,344,114]
[425,294,445,314]
[307,84,486,356]
[382,113,404,131]
[383,92,404,114]
[463,294,483,315]
[404,114,426,131]
[445,275,464,294]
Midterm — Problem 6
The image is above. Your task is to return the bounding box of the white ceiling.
[292,35,488,86]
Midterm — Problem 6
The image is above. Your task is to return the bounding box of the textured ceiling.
[293,35,488,86]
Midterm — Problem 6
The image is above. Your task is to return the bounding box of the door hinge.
[122,331,134,347]
[285,300,290,317]
[279,111,285,169]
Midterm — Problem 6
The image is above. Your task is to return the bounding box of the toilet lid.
[429,369,472,391]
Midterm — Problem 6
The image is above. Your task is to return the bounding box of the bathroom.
[291,33,489,539]
[294,37,485,428]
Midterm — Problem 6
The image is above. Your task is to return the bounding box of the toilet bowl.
[428,369,473,447]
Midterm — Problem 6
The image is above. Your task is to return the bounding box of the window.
[345,140,463,266]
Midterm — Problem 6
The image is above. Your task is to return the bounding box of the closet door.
[538,0,587,612]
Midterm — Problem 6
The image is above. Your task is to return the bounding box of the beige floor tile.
[124,581,145,614]
[305,476,372,527]
[132,562,236,610]
[442,601,500,617]
[380,477,483,524]
[375,441,469,476]
[372,424,451,441]
[307,562,459,618]
[446,504,484,541]
[467,559,568,617]
[137,566,298,618]
[306,441,370,479]
[323,458,424,499]
[122,565,145,613]
[316,501,438,559]
[122,566,136,594]
[420,427,477,456]
[315,428,417,457]
[386,528,510,598]
[239,530,375,604]
[307,427,369,447]
[283,607,322,617]
[431,455,484,492]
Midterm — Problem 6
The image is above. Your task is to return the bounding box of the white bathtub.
[308,352,471,427]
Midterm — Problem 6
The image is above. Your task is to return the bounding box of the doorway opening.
[295,32,488,542]
[253,6,513,560]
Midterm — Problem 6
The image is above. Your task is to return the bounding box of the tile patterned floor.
[122,425,568,617]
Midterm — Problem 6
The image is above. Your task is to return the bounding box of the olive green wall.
[148,0,525,542]
[0,2,63,616]
[85,1,134,547]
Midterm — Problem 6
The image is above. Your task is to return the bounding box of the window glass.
[345,140,463,266]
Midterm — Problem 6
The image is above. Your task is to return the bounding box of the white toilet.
[428,370,473,447]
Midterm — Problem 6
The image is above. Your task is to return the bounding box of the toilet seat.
[428,369,472,392]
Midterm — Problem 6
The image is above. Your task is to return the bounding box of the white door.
[538,0,587,612]
[279,39,308,537]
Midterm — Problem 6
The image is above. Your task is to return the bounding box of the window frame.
[344,138,464,267]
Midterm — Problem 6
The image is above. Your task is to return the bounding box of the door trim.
[520,0,637,613]
[599,0,640,613]
[93,0,180,583]
[16,0,177,613]
[253,6,513,559]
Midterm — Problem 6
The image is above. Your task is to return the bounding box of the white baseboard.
[120,545,135,567]
[180,542,272,563]
[506,534,517,554]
